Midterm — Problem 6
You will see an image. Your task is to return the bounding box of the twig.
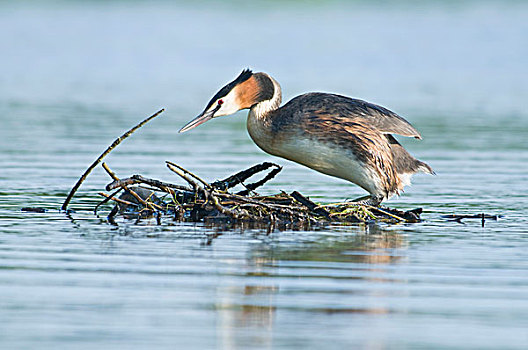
[102,162,119,181]
[211,162,281,191]
[166,162,205,194]
[101,162,163,212]
[97,191,138,207]
[441,213,501,227]
[106,178,142,191]
[125,188,161,210]
[209,193,247,220]
[365,205,406,222]
[61,108,164,211]
[131,175,189,193]
[215,192,306,212]
[290,191,332,220]
[106,175,190,192]
[236,164,282,196]
[441,213,501,221]
[94,188,124,215]
[166,161,211,190]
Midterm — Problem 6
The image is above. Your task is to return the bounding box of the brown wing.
[284,93,422,139]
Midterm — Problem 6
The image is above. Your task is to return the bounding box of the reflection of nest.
[61,109,423,230]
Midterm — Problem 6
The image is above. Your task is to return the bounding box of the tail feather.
[386,134,434,175]
[416,160,435,175]
[384,135,434,196]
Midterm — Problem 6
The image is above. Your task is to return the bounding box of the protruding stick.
[102,162,120,181]
[61,108,165,211]
[166,161,211,190]
[166,162,204,193]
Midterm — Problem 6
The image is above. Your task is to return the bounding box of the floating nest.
[97,161,423,230]
[59,109,424,230]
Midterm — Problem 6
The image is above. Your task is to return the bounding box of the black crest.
[204,69,253,111]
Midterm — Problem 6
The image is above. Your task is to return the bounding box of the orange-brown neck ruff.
[235,77,260,110]
[236,73,278,111]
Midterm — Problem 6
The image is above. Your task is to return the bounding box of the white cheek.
[214,91,238,117]
[220,104,239,116]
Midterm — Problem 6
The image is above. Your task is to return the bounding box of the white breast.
[247,111,383,196]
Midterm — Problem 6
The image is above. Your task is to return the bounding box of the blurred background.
[1,1,527,349]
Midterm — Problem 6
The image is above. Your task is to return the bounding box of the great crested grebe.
[179,69,433,205]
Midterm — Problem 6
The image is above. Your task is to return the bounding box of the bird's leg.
[349,195,370,203]
[350,194,383,207]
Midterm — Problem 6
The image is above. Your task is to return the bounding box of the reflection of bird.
[180,69,434,205]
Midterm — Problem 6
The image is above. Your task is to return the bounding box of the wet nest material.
[61,109,423,230]
[97,161,423,229]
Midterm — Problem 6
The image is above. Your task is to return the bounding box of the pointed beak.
[179,105,220,133]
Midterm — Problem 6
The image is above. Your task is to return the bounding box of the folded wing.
[291,93,422,139]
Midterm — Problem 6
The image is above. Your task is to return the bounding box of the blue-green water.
[1,1,527,349]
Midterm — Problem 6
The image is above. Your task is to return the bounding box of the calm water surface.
[1,1,527,349]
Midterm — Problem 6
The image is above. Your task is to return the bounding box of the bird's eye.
[218,99,224,105]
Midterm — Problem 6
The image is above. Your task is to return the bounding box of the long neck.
[250,73,282,119]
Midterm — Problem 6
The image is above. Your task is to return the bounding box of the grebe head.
[179,69,276,133]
